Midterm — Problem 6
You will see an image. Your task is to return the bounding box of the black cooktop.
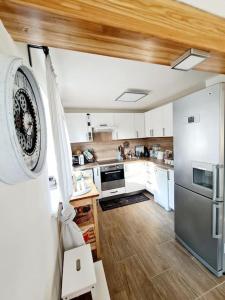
[97,159,122,165]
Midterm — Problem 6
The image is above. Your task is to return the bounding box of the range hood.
[93,124,115,132]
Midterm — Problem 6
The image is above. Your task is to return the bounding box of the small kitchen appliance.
[135,145,144,157]
[157,151,164,160]
[150,144,161,158]
[72,155,79,166]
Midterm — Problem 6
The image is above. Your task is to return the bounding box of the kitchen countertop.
[73,157,174,171]
[70,180,99,202]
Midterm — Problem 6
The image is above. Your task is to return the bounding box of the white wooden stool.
[61,244,110,300]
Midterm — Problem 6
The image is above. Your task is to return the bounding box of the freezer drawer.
[175,184,224,273]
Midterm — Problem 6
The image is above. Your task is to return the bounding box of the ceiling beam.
[1,0,225,73]
[8,0,225,53]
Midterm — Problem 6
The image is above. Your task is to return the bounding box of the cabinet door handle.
[152,129,154,136]
[163,128,165,136]
[136,131,138,138]
[117,132,118,139]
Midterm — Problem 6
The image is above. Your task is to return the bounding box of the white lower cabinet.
[145,163,174,211]
[145,162,156,194]
[94,162,174,212]
[154,167,170,211]
[125,162,146,193]
[168,169,174,210]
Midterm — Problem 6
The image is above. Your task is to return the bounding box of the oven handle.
[104,170,121,175]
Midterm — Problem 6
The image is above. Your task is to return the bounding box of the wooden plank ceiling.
[1,0,225,73]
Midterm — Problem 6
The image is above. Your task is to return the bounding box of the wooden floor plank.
[101,239,126,296]
[199,282,225,300]
[98,196,225,299]
[129,233,171,279]
[155,241,219,297]
[150,268,198,300]
[118,255,160,300]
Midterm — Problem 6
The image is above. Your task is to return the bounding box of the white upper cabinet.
[65,105,173,143]
[113,113,135,140]
[134,113,145,138]
[162,103,173,136]
[152,107,163,137]
[145,108,162,137]
[65,113,90,143]
[145,110,152,137]
[91,113,114,129]
[145,103,173,137]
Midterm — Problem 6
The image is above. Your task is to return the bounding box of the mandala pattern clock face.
[13,68,41,171]
[0,57,46,184]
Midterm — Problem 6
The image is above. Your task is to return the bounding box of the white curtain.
[45,54,84,250]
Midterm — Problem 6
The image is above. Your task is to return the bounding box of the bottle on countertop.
[78,154,84,165]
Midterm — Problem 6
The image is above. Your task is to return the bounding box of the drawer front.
[146,181,154,194]
[101,187,126,198]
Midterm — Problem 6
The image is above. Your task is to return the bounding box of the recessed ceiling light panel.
[115,88,150,102]
[171,48,210,71]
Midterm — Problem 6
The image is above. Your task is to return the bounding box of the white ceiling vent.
[115,88,150,102]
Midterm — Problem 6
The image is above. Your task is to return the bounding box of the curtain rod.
[27,44,49,67]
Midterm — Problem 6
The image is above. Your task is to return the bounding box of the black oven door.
[100,165,125,191]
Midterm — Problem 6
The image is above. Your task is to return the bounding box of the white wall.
[178,0,225,19]
[16,42,61,210]
[0,22,61,300]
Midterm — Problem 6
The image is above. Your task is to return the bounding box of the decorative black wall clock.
[0,56,47,184]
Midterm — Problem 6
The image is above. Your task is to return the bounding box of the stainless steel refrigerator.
[174,83,225,277]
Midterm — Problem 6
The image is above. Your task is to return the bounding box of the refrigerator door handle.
[212,202,222,239]
[213,165,224,202]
